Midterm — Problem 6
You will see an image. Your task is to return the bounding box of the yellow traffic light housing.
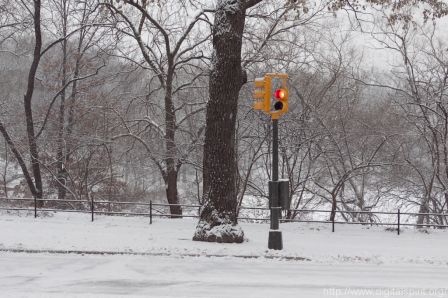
[252,73,288,119]
[253,76,271,112]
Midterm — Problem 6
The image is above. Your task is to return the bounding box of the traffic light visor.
[255,78,266,88]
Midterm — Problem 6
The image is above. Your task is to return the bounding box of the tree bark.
[2,138,8,198]
[330,193,337,222]
[164,71,182,217]
[193,0,249,243]
[56,0,68,201]
[164,168,182,217]
[417,194,430,226]
[0,122,38,198]
[24,0,43,206]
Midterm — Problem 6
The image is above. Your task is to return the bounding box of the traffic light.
[253,76,271,113]
[252,73,288,119]
[272,87,288,117]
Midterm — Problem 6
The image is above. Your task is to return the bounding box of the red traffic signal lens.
[274,89,286,100]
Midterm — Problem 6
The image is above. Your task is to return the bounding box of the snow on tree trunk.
[193,0,248,243]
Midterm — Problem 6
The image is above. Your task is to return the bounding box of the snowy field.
[1,212,448,297]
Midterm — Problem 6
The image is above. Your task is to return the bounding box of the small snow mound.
[209,224,244,241]
[192,206,244,243]
[193,221,244,243]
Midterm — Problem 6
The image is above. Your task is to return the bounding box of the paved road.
[1,252,448,298]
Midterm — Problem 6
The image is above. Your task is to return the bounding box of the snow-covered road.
[2,252,448,298]
[2,213,448,297]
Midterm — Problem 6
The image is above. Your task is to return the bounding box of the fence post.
[34,197,37,218]
[150,200,152,224]
[397,209,400,235]
[91,195,94,222]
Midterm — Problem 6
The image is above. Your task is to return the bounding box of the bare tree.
[103,0,210,217]
[364,18,448,225]
[0,0,45,206]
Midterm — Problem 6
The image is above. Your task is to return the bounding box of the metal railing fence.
[2,197,448,235]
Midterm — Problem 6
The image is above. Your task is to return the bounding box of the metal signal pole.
[252,72,289,251]
[268,119,282,250]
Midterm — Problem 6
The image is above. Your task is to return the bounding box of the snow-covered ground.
[3,253,448,298]
[1,212,448,297]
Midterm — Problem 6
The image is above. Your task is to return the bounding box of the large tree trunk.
[164,71,182,217]
[24,0,43,207]
[0,0,46,205]
[417,195,430,226]
[56,0,68,200]
[193,1,249,243]
[330,193,337,222]
[2,139,8,198]
[164,167,182,217]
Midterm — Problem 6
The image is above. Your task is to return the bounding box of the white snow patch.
[214,0,243,37]
[208,222,243,238]
[1,212,448,296]
[1,212,448,265]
